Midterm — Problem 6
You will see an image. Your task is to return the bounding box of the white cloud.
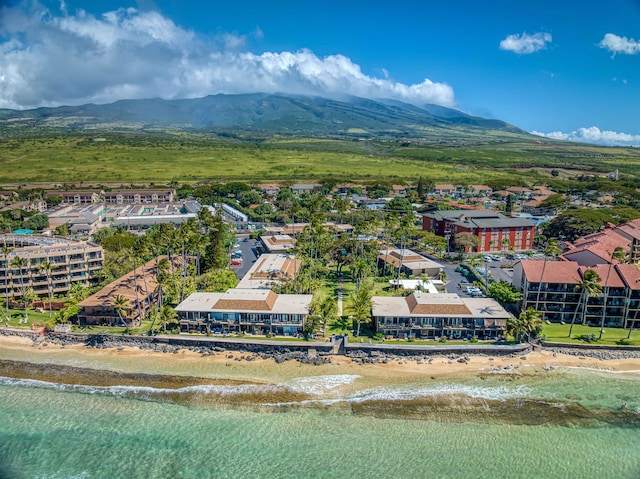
[499,32,552,54]
[599,33,640,55]
[531,127,640,147]
[0,5,455,110]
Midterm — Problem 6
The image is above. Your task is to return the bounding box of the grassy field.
[2,134,639,185]
[541,322,640,346]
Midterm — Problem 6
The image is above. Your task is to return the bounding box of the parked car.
[231,259,243,265]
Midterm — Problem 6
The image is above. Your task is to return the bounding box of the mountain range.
[0,93,528,139]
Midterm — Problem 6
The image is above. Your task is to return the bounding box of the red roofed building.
[614,218,640,263]
[561,229,631,267]
[514,259,640,330]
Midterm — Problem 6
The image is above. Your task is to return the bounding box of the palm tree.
[598,247,627,339]
[39,260,53,318]
[507,307,542,343]
[158,305,177,333]
[520,307,543,342]
[320,296,339,337]
[501,237,510,255]
[534,238,562,312]
[350,282,372,337]
[455,232,480,260]
[568,269,602,338]
[10,256,28,321]
[1,246,12,314]
[112,294,130,327]
[506,315,524,343]
[351,258,370,291]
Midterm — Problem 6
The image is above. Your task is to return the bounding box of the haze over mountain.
[0,93,527,139]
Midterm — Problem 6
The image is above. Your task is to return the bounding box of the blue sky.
[1,0,639,145]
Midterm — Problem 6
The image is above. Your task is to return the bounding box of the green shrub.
[439,336,447,343]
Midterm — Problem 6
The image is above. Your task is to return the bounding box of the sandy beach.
[1,334,639,387]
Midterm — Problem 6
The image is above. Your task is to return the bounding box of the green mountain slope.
[0,93,527,139]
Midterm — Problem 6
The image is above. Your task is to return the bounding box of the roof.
[561,228,630,265]
[616,264,640,290]
[422,209,534,228]
[378,248,442,271]
[519,260,581,284]
[615,219,640,241]
[237,254,301,289]
[372,292,510,319]
[78,256,180,309]
[582,264,625,288]
[176,290,312,315]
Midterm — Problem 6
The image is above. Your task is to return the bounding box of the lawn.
[541,322,640,346]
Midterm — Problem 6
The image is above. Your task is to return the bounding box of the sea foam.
[347,383,534,403]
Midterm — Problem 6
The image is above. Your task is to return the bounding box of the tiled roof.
[616,264,640,290]
[562,229,630,264]
[615,219,640,241]
[581,264,625,288]
[519,260,581,284]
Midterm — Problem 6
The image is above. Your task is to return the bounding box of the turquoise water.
[2,367,640,479]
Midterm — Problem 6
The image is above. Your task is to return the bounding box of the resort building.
[77,256,178,326]
[422,209,535,252]
[45,189,103,205]
[614,219,640,263]
[237,254,301,289]
[513,260,640,330]
[377,248,443,277]
[560,228,631,267]
[0,234,104,299]
[175,289,313,335]
[109,201,201,230]
[47,204,107,236]
[371,291,509,339]
[104,188,176,204]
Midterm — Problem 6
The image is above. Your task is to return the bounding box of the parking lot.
[229,236,260,278]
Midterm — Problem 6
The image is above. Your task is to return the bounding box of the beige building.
[176,289,312,335]
[237,254,301,289]
[0,234,103,299]
[260,234,296,254]
[378,248,443,277]
[371,292,509,339]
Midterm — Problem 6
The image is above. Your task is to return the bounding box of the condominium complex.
[175,289,313,335]
[0,234,104,298]
[371,292,509,339]
[77,256,179,326]
[513,260,640,330]
[422,209,535,252]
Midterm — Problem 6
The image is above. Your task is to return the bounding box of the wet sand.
[1,334,639,384]
[2,335,640,426]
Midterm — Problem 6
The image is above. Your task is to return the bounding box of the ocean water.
[1,364,640,479]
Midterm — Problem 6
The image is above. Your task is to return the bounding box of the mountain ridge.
[0,93,528,139]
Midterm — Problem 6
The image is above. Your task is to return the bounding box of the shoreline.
[2,334,640,382]
[2,334,640,427]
